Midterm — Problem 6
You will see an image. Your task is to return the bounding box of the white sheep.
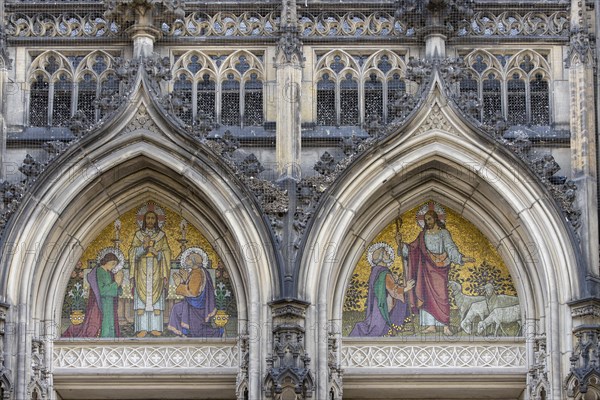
[449,281,485,320]
[477,304,522,336]
[483,283,519,311]
[460,300,489,334]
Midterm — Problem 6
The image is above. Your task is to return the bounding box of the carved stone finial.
[68,110,92,138]
[19,155,43,184]
[314,152,336,176]
[566,26,594,67]
[103,0,184,29]
[395,0,475,30]
[264,300,314,400]
[275,0,304,65]
[239,154,265,178]
[566,326,600,398]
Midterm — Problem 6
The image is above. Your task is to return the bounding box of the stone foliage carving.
[457,11,569,37]
[489,129,581,232]
[341,343,526,368]
[299,11,410,37]
[5,9,570,41]
[54,343,238,369]
[236,334,250,400]
[164,11,278,37]
[8,12,119,38]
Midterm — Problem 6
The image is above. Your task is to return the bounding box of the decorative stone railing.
[53,340,238,370]
[341,340,526,369]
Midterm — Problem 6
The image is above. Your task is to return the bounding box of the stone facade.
[0,0,598,399]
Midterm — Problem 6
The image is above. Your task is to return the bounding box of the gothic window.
[317,73,336,126]
[221,74,241,126]
[171,50,264,127]
[315,50,406,127]
[30,75,50,126]
[482,73,502,123]
[174,73,193,125]
[461,49,552,126]
[28,51,117,127]
[197,73,216,122]
[340,73,359,125]
[364,73,384,124]
[52,73,73,126]
[507,73,527,125]
[244,73,264,126]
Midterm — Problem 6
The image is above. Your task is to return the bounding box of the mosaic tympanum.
[61,201,237,338]
[343,201,521,337]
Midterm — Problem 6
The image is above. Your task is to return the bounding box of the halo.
[136,202,166,229]
[367,242,394,267]
[415,201,446,229]
[96,247,125,274]
[180,247,210,270]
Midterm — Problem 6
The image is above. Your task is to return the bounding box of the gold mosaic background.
[81,205,218,266]
[343,201,516,313]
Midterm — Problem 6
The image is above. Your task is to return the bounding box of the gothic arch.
[0,78,276,399]
[297,80,583,398]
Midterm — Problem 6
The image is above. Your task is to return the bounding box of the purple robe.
[349,265,410,337]
[168,267,222,337]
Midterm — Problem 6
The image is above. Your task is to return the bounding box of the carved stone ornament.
[275,28,305,66]
[0,303,13,400]
[0,25,12,70]
[489,130,582,232]
[565,326,600,398]
[236,334,250,400]
[566,27,594,68]
[28,339,48,400]
[103,0,185,29]
[68,110,93,138]
[327,332,343,400]
[264,301,314,400]
[19,154,43,184]
[395,0,475,31]
[528,336,550,400]
[275,0,304,65]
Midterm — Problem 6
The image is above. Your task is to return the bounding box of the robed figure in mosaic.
[168,248,222,337]
[349,243,415,337]
[397,203,475,335]
[63,248,125,338]
[130,204,172,337]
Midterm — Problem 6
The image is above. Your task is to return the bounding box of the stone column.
[274,0,304,181]
[567,0,599,279]
[0,21,11,181]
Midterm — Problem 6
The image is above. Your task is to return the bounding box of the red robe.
[405,231,451,325]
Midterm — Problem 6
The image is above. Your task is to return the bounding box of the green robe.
[97,267,121,337]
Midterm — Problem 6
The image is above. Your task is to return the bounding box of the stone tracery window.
[172,50,264,127]
[28,51,118,126]
[315,50,406,127]
[461,49,551,126]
